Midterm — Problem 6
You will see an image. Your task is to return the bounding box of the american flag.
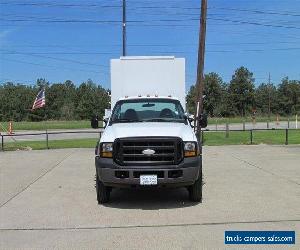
[32,88,46,110]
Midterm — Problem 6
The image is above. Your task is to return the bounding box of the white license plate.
[140,175,158,185]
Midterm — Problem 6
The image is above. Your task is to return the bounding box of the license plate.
[140,175,158,185]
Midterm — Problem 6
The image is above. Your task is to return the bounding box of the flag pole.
[44,87,49,149]
[31,87,47,148]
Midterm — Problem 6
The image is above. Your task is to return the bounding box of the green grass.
[2,130,299,151]
[203,130,300,146]
[4,138,98,151]
[0,120,92,131]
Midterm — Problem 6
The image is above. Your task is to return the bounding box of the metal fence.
[201,128,299,146]
[0,130,103,151]
[1,128,299,151]
[208,120,298,131]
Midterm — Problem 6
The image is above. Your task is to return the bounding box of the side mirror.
[103,117,109,127]
[198,113,208,128]
[91,116,99,129]
[184,113,194,123]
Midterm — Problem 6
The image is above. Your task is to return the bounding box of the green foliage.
[76,79,110,120]
[186,85,196,114]
[0,82,36,121]
[277,78,300,115]
[0,79,110,122]
[186,67,299,117]
[204,73,227,116]
[1,68,299,122]
[254,83,278,115]
[186,72,227,116]
[227,67,255,116]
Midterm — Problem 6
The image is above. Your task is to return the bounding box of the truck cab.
[92,56,207,203]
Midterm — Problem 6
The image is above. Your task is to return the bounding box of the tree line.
[0,66,299,122]
[0,79,110,121]
[187,67,300,117]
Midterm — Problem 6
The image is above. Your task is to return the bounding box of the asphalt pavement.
[0,145,299,249]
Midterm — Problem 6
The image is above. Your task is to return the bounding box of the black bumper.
[95,156,202,188]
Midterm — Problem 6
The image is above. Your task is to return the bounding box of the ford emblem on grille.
[142,149,155,155]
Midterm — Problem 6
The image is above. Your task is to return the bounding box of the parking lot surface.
[0,145,299,249]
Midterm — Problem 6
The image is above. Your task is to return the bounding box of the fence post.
[287,118,290,129]
[1,135,3,151]
[250,130,253,144]
[285,129,288,145]
[46,130,49,149]
[226,123,229,138]
[201,130,204,145]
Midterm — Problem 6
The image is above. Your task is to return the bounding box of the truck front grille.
[113,137,183,166]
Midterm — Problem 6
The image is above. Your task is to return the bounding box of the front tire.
[188,172,202,202]
[96,174,110,204]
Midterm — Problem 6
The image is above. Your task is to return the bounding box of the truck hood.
[101,122,196,142]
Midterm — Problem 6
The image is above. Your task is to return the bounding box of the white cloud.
[0,29,13,46]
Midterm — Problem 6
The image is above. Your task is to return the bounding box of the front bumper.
[95,156,201,188]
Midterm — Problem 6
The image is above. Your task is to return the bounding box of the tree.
[186,72,225,116]
[76,79,110,120]
[0,74,298,122]
[46,81,77,120]
[255,83,278,115]
[0,82,37,121]
[186,85,196,114]
[0,79,110,122]
[203,72,226,116]
[228,67,255,116]
[277,78,300,115]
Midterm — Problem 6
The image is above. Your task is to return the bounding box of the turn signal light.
[184,151,197,157]
[101,152,113,158]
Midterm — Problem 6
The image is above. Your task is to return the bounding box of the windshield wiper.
[142,118,184,122]
[112,118,141,123]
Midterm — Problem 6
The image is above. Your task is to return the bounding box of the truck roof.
[118,95,181,102]
[119,56,175,60]
[110,56,185,109]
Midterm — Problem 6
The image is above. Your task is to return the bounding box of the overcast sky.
[0,0,300,88]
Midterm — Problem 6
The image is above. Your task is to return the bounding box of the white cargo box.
[110,56,186,109]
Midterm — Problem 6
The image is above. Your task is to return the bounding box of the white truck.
[91,56,207,203]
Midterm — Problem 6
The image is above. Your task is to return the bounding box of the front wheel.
[96,174,111,204]
[188,172,202,202]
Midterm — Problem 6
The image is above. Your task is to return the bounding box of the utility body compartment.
[111,56,186,109]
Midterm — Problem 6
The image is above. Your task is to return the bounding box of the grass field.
[3,138,98,151]
[0,115,296,131]
[3,130,299,151]
[0,120,91,131]
[203,129,300,146]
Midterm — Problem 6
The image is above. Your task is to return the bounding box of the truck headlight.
[184,142,198,157]
[100,142,113,158]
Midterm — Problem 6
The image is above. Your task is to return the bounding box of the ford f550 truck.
[91,56,207,203]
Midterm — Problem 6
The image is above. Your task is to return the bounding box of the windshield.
[110,99,185,124]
